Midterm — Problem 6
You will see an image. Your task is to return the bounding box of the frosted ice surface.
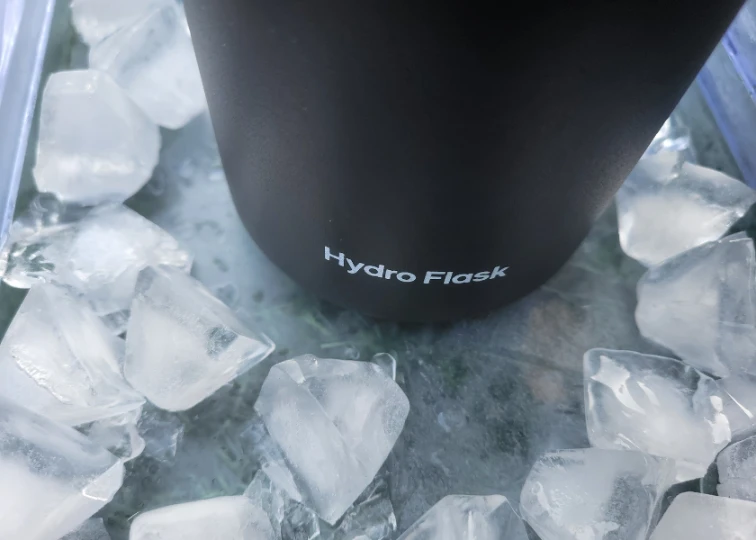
[89,4,206,129]
[635,232,756,377]
[33,70,160,204]
[0,397,123,540]
[617,155,756,267]
[71,0,174,46]
[253,356,410,524]
[584,348,730,481]
[130,496,276,540]
[649,493,756,539]
[60,519,111,540]
[0,204,192,331]
[124,266,275,411]
[717,435,756,502]
[0,284,144,426]
[520,448,675,540]
[395,495,528,540]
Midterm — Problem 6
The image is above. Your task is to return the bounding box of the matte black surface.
[183,0,744,321]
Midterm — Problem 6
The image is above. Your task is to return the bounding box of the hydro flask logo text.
[324,246,509,285]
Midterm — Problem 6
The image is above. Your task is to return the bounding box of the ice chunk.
[253,356,410,524]
[71,0,173,46]
[0,284,144,426]
[326,474,397,540]
[0,204,192,330]
[124,266,275,411]
[0,397,123,540]
[520,448,675,540]
[644,118,693,158]
[61,519,110,540]
[616,156,756,267]
[245,470,322,540]
[716,374,756,436]
[635,232,756,377]
[716,435,756,502]
[33,70,160,204]
[89,4,206,129]
[77,408,145,462]
[584,349,730,481]
[649,493,756,539]
[396,495,527,540]
[130,496,276,540]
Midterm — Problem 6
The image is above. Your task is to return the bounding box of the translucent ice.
[124,266,275,411]
[0,284,144,426]
[717,435,756,502]
[0,397,123,540]
[77,408,145,462]
[130,496,276,540]
[635,232,756,377]
[61,518,111,540]
[371,353,397,381]
[137,405,184,462]
[617,155,756,267]
[253,356,410,524]
[33,70,160,204]
[71,0,173,46]
[0,204,192,330]
[649,493,756,539]
[716,374,756,435]
[520,448,675,540]
[584,348,730,481]
[326,474,397,540]
[89,4,206,129]
[396,495,528,540]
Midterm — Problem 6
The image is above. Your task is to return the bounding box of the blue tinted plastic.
[0,0,56,249]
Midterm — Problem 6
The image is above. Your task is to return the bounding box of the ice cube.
[635,232,756,377]
[716,374,756,436]
[584,348,731,481]
[60,519,110,540]
[396,495,527,540]
[71,0,173,46]
[649,493,756,539]
[33,70,160,204]
[0,204,192,330]
[77,408,145,462]
[253,356,410,524]
[0,284,144,426]
[617,156,756,267]
[0,397,123,540]
[130,496,276,540]
[520,448,675,540]
[716,435,756,502]
[89,4,206,129]
[124,266,275,411]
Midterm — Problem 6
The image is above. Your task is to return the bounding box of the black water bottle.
[183,0,745,321]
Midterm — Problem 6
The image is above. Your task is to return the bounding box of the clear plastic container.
[699,43,756,187]
[724,0,756,95]
[0,0,56,247]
